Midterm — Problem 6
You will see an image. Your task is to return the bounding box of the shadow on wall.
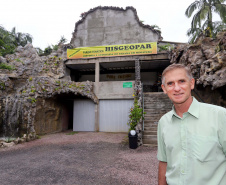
[193,85,226,108]
[34,94,91,135]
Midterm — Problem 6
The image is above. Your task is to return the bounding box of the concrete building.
[65,6,176,144]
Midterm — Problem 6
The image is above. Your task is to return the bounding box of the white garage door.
[99,100,133,132]
[73,99,95,131]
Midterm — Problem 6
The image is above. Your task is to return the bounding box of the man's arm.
[158,161,167,185]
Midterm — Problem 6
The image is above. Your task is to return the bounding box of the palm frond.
[199,6,209,20]
[214,3,226,23]
[191,10,202,29]
[185,1,200,18]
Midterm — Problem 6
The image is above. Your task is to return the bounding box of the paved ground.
[0,131,158,185]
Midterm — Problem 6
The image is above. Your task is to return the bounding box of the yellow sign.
[67,42,157,59]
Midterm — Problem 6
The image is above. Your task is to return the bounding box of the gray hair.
[161,64,193,85]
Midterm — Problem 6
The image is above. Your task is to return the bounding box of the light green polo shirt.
[157,98,226,185]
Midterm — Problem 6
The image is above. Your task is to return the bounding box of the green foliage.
[29,77,33,81]
[28,97,36,103]
[127,99,145,131]
[5,137,15,143]
[187,21,226,43]
[44,46,53,56]
[36,135,41,139]
[30,89,36,93]
[185,0,226,42]
[55,80,60,84]
[66,131,78,135]
[158,44,173,52]
[0,26,32,56]
[35,47,44,55]
[151,24,161,32]
[0,63,15,70]
[39,36,67,56]
[58,36,67,45]
[0,82,5,90]
[52,44,58,51]
[15,58,24,64]
[30,86,36,93]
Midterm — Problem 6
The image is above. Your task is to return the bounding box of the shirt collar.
[188,97,200,118]
[172,97,200,119]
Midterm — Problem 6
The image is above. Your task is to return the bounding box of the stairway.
[142,92,172,147]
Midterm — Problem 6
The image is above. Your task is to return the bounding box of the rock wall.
[170,31,226,107]
[0,44,98,141]
[70,6,162,47]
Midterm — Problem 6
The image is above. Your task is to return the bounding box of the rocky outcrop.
[170,31,226,107]
[0,44,98,145]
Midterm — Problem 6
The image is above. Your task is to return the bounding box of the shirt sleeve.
[157,118,167,162]
[219,109,226,156]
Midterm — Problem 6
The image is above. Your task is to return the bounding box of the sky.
[0,0,222,50]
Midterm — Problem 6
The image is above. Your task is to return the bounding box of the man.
[157,64,226,185]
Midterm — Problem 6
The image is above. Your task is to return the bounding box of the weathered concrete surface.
[0,132,158,185]
[94,81,135,99]
[70,6,162,47]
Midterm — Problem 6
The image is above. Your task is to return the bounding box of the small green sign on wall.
[123,82,133,88]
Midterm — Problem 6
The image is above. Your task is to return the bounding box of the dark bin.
[128,132,138,149]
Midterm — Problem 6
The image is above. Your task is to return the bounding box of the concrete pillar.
[95,104,99,131]
[95,62,100,131]
[95,62,100,83]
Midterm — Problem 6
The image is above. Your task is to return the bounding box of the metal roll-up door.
[73,99,95,131]
[99,99,133,132]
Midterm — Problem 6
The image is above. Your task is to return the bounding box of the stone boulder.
[170,31,226,107]
[0,43,98,143]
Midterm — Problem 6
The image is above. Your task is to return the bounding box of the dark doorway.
[61,100,73,131]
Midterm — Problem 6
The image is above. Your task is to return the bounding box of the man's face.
[161,68,195,105]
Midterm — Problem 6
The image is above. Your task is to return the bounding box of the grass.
[66,131,79,135]
[36,135,42,139]
[0,63,15,70]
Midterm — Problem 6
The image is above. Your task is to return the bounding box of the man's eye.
[180,80,185,83]
[167,82,173,86]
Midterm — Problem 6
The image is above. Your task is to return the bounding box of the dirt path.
[0,132,158,185]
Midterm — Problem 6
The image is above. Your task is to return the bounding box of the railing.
[142,83,144,131]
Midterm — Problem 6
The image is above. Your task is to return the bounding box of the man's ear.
[190,78,195,90]
[161,84,167,94]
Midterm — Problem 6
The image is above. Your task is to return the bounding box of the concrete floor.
[0,132,158,185]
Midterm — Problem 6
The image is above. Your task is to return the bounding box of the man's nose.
[174,83,181,91]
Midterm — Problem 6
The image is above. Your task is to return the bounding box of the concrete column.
[95,104,99,132]
[94,62,100,132]
[95,62,100,83]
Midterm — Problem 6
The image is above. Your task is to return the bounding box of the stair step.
[142,92,172,146]
[143,131,157,135]
[143,144,158,147]
[144,111,168,115]
[144,116,161,120]
[144,120,160,123]
[144,127,157,131]
[143,135,157,139]
[144,123,158,126]
[143,138,158,145]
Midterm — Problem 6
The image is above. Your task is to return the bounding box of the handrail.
[142,83,144,131]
